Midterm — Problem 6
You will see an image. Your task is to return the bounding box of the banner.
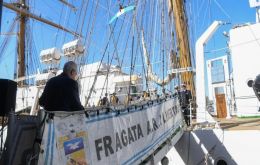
[38,98,183,165]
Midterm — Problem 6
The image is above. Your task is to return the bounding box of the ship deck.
[216,117,260,130]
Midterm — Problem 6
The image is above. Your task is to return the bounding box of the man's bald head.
[63,61,78,80]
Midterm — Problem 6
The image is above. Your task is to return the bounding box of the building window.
[211,59,225,83]
[215,87,224,94]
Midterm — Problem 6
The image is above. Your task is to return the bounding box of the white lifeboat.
[35,72,55,86]
[62,39,85,57]
[40,47,61,64]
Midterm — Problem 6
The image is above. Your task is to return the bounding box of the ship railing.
[42,94,179,118]
[186,100,219,129]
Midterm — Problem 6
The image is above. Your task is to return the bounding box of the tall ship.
[1,0,260,165]
[1,0,192,164]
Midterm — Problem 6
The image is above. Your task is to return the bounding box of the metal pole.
[256,7,260,23]
[0,116,4,151]
[0,0,2,32]
[189,100,192,127]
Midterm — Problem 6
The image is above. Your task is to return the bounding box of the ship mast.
[18,0,26,86]
[3,0,79,86]
[170,0,195,96]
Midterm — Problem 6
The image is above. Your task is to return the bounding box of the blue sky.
[0,0,257,84]
[187,0,256,62]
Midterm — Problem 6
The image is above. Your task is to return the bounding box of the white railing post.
[189,100,192,127]
[196,21,223,123]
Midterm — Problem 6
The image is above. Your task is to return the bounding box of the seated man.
[174,85,180,98]
[162,88,169,97]
[100,93,109,106]
[151,89,159,100]
[39,61,84,111]
[110,92,119,105]
[124,94,133,105]
[142,91,150,99]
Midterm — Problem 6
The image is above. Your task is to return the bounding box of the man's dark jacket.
[39,73,84,111]
[179,90,192,109]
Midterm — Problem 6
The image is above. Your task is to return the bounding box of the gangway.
[1,96,185,165]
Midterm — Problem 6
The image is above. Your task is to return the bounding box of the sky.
[187,0,256,61]
[0,0,258,89]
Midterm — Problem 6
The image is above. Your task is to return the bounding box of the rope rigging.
[1,0,192,107]
[0,18,17,62]
[87,0,137,104]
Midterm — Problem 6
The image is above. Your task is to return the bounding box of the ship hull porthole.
[215,157,227,165]
[161,156,169,165]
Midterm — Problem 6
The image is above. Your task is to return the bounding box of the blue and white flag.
[109,5,135,24]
